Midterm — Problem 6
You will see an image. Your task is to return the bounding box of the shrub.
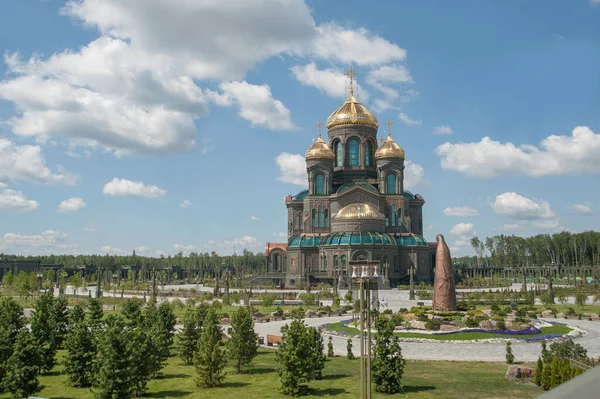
[566,307,576,316]
[496,319,506,330]
[212,300,222,310]
[464,317,479,328]
[425,319,441,331]
[417,312,429,322]
[390,314,404,326]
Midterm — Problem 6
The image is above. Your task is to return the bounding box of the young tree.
[128,327,159,397]
[372,316,406,394]
[534,357,543,386]
[69,305,85,325]
[309,327,326,380]
[346,338,355,360]
[505,341,515,364]
[51,295,69,348]
[86,298,104,332]
[122,299,143,327]
[327,336,334,358]
[3,329,43,399]
[541,341,551,364]
[63,318,95,387]
[275,319,315,396]
[30,292,57,373]
[0,298,25,390]
[575,291,587,308]
[550,356,561,389]
[194,308,226,387]
[227,306,258,373]
[177,305,201,365]
[540,363,552,391]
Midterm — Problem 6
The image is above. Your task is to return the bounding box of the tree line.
[453,231,600,269]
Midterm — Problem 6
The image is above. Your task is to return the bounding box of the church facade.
[264,72,435,288]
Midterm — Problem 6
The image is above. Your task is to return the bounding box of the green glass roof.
[337,182,379,194]
[394,234,428,246]
[319,232,396,246]
[292,189,309,201]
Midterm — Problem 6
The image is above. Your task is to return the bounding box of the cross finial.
[316,121,323,138]
[344,65,358,96]
[385,120,394,137]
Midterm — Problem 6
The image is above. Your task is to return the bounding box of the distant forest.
[453,231,600,269]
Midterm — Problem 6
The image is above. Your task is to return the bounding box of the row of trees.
[534,340,591,391]
[462,231,600,269]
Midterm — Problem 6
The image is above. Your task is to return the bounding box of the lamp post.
[350,260,379,399]
[409,266,415,300]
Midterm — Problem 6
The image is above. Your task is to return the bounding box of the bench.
[266,335,282,346]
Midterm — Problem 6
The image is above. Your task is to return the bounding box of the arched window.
[324,209,329,227]
[348,139,359,166]
[387,173,397,194]
[318,205,324,227]
[340,255,347,270]
[366,141,373,167]
[312,209,317,227]
[335,141,342,167]
[391,204,396,227]
[398,208,402,227]
[333,255,339,271]
[315,173,325,195]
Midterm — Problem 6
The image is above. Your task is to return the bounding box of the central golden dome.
[333,203,385,220]
[305,135,335,160]
[375,133,405,159]
[326,95,379,130]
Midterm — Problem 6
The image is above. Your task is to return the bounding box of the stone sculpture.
[432,234,457,311]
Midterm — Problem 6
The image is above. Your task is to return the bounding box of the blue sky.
[0,0,599,257]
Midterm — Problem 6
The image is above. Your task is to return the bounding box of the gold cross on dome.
[344,66,358,95]
[316,121,323,137]
[385,120,394,136]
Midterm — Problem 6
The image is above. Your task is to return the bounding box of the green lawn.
[326,321,572,341]
[0,350,542,399]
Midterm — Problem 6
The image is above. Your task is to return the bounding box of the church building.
[264,68,435,288]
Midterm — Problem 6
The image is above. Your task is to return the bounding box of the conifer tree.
[92,315,134,399]
[69,305,85,325]
[541,341,551,364]
[550,356,561,389]
[275,319,314,396]
[505,341,515,364]
[4,329,43,399]
[227,306,258,373]
[194,308,226,387]
[51,295,69,348]
[327,336,334,357]
[177,305,201,365]
[560,359,572,384]
[534,357,543,386]
[86,298,104,332]
[372,316,406,394]
[122,299,143,327]
[30,292,56,373]
[309,327,326,380]
[141,304,165,377]
[346,338,355,359]
[0,298,25,390]
[128,327,158,397]
[540,363,552,391]
[64,319,94,387]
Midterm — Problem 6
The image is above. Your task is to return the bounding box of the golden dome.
[333,203,385,220]
[326,95,379,130]
[375,133,405,159]
[305,134,335,160]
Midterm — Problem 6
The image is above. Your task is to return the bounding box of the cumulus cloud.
[0,189,39,212]
[173,243,197,251]
[0,139,75,185]
[449,223,476,237]
[57,197,86,212]
[103,178,166,198]
[435,126,600,178]
[225,236,260,248]
[179,199,192,208]
[491,192,555,220]
[398,112,421,126]
[404,161,424,189]
[443,206,479,217]
[276,153,307,186]
[502,223,522,231]
[0,230,74,254]
[101,245,125,254]
[250,216,260,221]
[291,62,369,100]
[572,204,594,215]
[219,81,295,130]
[433,125,453,135]
[134,246,148,253]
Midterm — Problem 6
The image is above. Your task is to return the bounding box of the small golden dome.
[375,133,405,159]
[326,95,379,130]
[305,134,335,160]
[333,203,385,220]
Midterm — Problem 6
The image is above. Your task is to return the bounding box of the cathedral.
[264,68,435,289]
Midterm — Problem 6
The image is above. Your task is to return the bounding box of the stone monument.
[432,234,457,311]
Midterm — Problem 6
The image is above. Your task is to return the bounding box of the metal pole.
[359,278,365,399]
[366,281,372,399]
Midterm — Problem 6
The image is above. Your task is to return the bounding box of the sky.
[0,0,599,258]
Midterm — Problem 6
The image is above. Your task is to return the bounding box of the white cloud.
[173,243,197,251]
[219,81,295,130]
[432,125,453,135]
[449,247,461,254]
[454,239,471,247]
[367,64,412,84]
[291,62,369,101]
[314,23,406,66]
[225,236,260,248]
[591,0,600,6]
[103,178,166,198]
[502,224,522,231]
[276,153,307,186]
[134,246,148,253]
[404,161,424,189]
[398,112,421,126]
[250,216,260,221]
[156,250,166,257]
[426,225,433,231]
[0,230,74,254]
[0,189,39,212]
[532,220,562,230]
[101,245,125,254]
[179,199,192,208]
[443,206,479,217]
[0,139,75,185]
[435,126,600,178]
[572,204,594,215]
[491,192,555,220]
[57,197,86,212]
[84,225,95,232]
[449,223,476,237]
[273,232,287,239]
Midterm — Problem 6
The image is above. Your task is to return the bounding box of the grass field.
[326,321,572,341]
[0,350,542,399]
